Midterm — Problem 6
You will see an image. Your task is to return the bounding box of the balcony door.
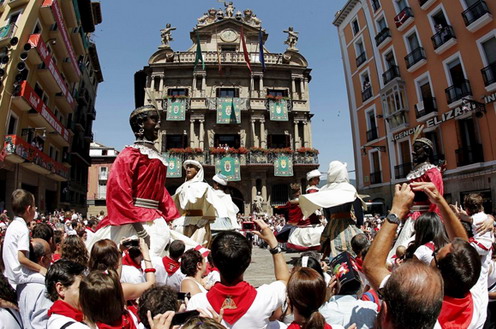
[396,0,407,11]
[431,10,448,28]
[385,51,396,69]
[215,134,240,148]
[458,118,477,149]
[447,58,465,86]
[482,37,496,65]
[464,0,479,7]
[406,32,420,52]
[399,140,411,165]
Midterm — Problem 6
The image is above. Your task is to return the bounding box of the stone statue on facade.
[243,9,261,26]
[224,2,235,17]
[234,11,243,20]
[216,9,225,21]
[253,191,265,214]
[208,129,215,148]
[198,8,218,26]
[284,27,299,50]
[160,23,176,48]
[197,12,209,25]
[239,129,246,147]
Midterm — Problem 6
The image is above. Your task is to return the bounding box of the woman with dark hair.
[286,267,335,329]
[0,273,21,329]
[61,235,89,268]
[180,249,207,296]
[406,212,449,265]
[79,270,138,329]
[88,239,155,302]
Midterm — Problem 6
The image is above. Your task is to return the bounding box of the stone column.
[304,78,309,100]
[307,120,313,148]
[190,119,196,148]
[201,75,206,97]
[291,78,297,99]
[294,121,300,149]
[251,119,258,147]
[251,178,257,212]
[302,121,308,147]
[199,119,205,149]
[159,75,164,92]
[250,75,255,98]
[299,79,304,100]
[260,119,266,148]
[192,75,197,97]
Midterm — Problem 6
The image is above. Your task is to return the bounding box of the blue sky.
[92,0,354,177]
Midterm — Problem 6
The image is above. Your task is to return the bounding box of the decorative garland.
[209,147,249,155]
[167,147,203,154]
[296,147,319,155]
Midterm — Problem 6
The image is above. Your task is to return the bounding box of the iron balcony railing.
[375,27,391,47]
[481,62,496,86]
[370,171,382,184]
[445,79,472,104]
[394,162,413,179]
[356,52,367,67]
[366,127,378,142]
[415,97,437,118]
[362,86,372,102]
[405,47,426,69]
[394,6,414,28]
[455,144,484,166]
[382,65,401,85]
[431,25,456,50]
[462,0,491,26]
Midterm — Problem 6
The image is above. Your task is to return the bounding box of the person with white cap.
[306,169,321,193]
[172,160,228,246]
[211,173,240,235]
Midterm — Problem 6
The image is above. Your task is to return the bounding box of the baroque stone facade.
[135,4,318,214]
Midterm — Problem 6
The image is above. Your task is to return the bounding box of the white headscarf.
[299,161,357,218]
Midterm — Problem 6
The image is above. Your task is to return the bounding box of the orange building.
[334,0,496,212]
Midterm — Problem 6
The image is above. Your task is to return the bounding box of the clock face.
[220,29,238,43]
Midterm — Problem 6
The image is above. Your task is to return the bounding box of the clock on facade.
[220,29,238,43]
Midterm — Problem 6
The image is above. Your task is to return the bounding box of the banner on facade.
[274,154,293,177]
[166,155,182,178]
[215,155,241,181]
[216,98,241,124]
[166,99,186,121]
[269,100,289,121]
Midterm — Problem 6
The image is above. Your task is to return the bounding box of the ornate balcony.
[366,127,378,142]
[455,144,484,166]
[293,152,319,165]
[394,162,412,179]
[481,62,496,87]
[362,86,372,102]
[404,47,426,71]
[394,7,414,31]
[462,0,492,32]
[375,28,391,48]
[445,79,472,105]
[431,26,457,54]
[356,52,367,67]
[3,135,69,181]
[382,65,401,85]
[370,171,382,184]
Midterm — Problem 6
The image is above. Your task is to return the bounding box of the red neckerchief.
[205,262,219,276]
[47,300,84,322]
[97,312,137,329]
[122,251,142,271]
[438,293,473,329]
[52,253,61,262]
[469,237,490,251]
[287,322,332,329]
[162,256,180,275]
[206,281,257,324]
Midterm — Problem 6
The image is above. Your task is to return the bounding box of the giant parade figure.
[86,105,197,257]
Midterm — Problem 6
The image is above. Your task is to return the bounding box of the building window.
[381,84,408,129]
[395,0,408,12]
[162,134,187,152]
[221,45,237,52]
[7,112,18,135]
[8,11,21,25]
[216,88,239,98]
[370,151,382,184]
[267,89,288,97]
[352,18,360,35]
[34,83,48,104]
[271,184,289,206]
[33,22,42,34]
[456,118,483,166]
[481,37,496,65]
[168,88,188,96]
[98,181,107,199]
[366,109,378,141]
[153,76,161,91]
[268,134,290,148]
[377,17,387,31]
[214,134,240,148]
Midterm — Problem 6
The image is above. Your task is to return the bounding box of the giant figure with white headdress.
[299,161,364,258]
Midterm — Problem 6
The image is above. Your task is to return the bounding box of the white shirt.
[47,313,91,329]
[2,216,30,288]
[0,308,22,329]
[16,270,53,329]
[187,280,286,329]
[320,295,378,329]
[414,244,435,265]
[151,256,185,291]
[120,265,145,284]
[488,259,496,302]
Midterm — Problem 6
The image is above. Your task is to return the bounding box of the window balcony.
[415,97,438,119]
[366,127,378,142]
[431,25,457,54]
[455,144,484,166]
[382,65,401,85]
[445,79,472,105]
[394,7,414,31]
[372,0,381,12]
[481,62,496,87]
[370,171,382,184]
[0,22,15,46]
[362,86,372,102]
[394,162,412,179]
[375,28,391,48]
[419,0,436,10]
[356,52,367,67]
[404,47,426,72]
[462,0,492,32]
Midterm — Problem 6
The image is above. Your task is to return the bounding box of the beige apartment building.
[334,0,496,212]
[0,0,102,214]
[135,5,319,214]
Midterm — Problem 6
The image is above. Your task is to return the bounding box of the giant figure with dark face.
[86,105,185,257]
[388,136,444,258]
